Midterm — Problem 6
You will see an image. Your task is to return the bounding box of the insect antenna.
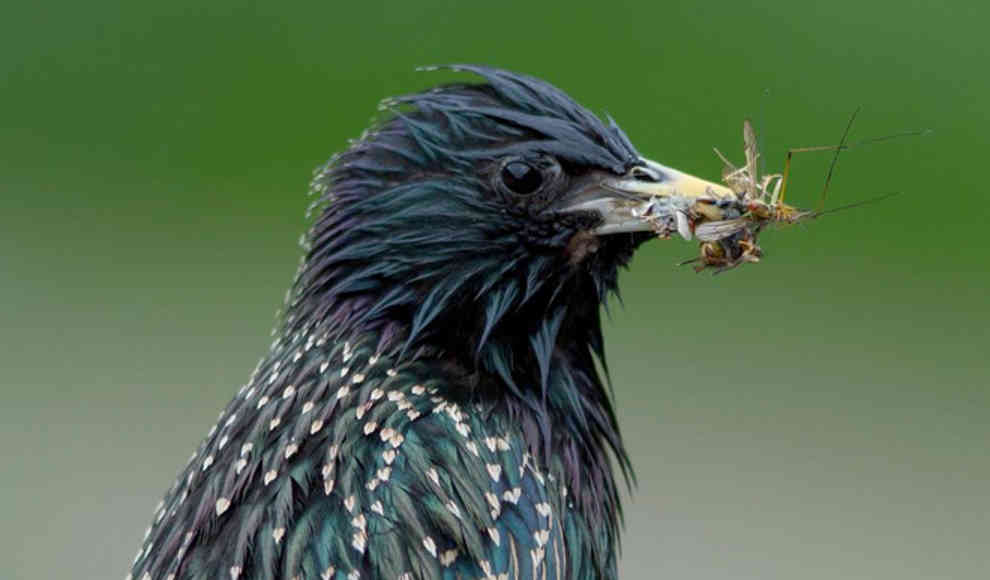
[757,88,771,178]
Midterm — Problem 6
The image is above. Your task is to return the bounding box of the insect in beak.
[561,111,924,274]
[679,111,924,273]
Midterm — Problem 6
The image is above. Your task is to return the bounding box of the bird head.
[291,66,732,392]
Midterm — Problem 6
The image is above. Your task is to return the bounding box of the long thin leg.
[775,125,926,207]
[819,107,861,212]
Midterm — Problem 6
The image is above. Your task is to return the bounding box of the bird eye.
[500,161,544,195]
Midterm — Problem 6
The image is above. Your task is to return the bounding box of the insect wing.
[743,119,760,195]
[694,218,750,242]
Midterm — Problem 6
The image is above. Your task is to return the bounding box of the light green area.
[2,2,987,579]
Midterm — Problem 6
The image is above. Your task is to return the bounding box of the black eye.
[500,161,543,195]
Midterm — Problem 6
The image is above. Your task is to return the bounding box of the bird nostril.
[631,166,662,182]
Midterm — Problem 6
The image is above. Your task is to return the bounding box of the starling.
[129,66,735,580]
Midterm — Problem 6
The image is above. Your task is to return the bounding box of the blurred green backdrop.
[3,1,988,579]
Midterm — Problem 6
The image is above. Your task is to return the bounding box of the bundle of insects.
[641,110,912,274]
[679,118,817,273]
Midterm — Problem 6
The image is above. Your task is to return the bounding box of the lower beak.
[563,157,736,239]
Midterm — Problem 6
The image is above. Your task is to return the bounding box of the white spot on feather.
[422,536,437,557]
[352,530,367,553]
[485,492,501,517]
[426,467,440,486]
[355,402,370,420]
[503,487,522,504]
[535,502,552,517]
[382,449,396,465]
[284,443,298,459]
[389,432,404,448]
[263,470,277,485]
[486,464,502,482]
[215,498,230,516]
[534,529,550,546]
[374,465,389,481]
[440,548,459,566]
[531,547,545,570]
[445,500,461,519]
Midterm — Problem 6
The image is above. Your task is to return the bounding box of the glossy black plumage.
[130,66,661,580]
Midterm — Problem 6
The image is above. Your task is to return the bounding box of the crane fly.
[674,111,922,273]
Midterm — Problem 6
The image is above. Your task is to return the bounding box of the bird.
[128,65,736,580]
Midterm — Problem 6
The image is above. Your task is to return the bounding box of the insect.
[678,110,915,273]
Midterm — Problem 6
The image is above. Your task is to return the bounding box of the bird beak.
[562,157,736,240]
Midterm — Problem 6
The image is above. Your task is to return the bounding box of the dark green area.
[2,2,986,579]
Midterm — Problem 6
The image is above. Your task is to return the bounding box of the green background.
[3,2,987,579]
